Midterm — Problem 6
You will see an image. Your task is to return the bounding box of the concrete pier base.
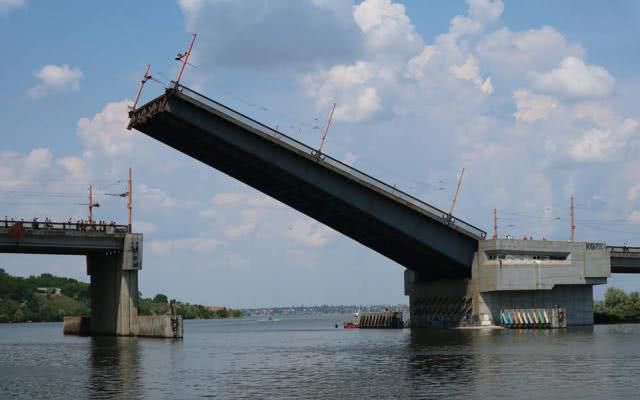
[405,270,475,328]
[63,316,91,335]
[87,233,142,336]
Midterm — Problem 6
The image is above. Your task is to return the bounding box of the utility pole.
[318,103,336,156]
[570,195,575,241]
[128,167,133,232]
[448,167,465,219]
[175,33,197,87]
[493,208,498,240]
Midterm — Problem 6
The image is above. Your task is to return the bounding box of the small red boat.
[343,322,360,329]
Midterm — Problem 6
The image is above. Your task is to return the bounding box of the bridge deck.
[609,246,640,273]
[129,85,486,276]
[0,220,129,255]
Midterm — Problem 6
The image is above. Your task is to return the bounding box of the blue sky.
[1,0,639,307]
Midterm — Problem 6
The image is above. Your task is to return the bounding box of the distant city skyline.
[1,0,639,307]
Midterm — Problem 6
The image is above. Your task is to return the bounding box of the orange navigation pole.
[448,167,465,218]
[131,64,152,111]
[175,33,197,87]
[88,184,93,224]
[493,208,498,240]
[570,195,575,241]
[318,103,336,155]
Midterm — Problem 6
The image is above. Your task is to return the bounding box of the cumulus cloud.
[0,148,52,190]
[77,100,133,157]
[224,209,260,239]
[27,64,83,99]
[150,237,220,256]
[477,26,584,76]
[629,210,640,224]
[513,89,557,123]
[533,56,615,98]
[286,218,335,247]
[568,118,638,162]
[0,0,25,14]
[178,0,362,70]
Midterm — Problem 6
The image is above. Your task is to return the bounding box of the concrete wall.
[475,240,609,292]
[477,285,594,326]
[136,316,184,338]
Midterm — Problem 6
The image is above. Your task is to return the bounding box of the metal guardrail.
[171,84,487,240]
[0,219,130,234]
[608,246,640,254]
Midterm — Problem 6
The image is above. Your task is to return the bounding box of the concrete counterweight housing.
[406,239,612,327]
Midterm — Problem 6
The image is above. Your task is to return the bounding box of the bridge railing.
[608,246,640,254]
[172,84,487,240]
[0,219,130,234]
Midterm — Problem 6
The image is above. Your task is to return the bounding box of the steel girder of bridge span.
[129,86,485,279]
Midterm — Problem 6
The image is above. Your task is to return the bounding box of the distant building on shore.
[36,287,62,296]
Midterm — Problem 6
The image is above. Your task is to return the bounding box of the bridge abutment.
[406,239,610,328]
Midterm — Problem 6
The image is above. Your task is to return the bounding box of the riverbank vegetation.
[594,288,640,324]
[0,270,241,322]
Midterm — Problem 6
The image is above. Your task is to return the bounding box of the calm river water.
[1,316,639,399]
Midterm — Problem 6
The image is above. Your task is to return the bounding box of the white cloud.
[132,220,157,234]
[0,0,24,15]
[57,156,87,182]
[211,192,246,206]
[450,55,494,95]
[0,148,52,190]
[343,151,358,166]
[178,0,362,70]
[477,26,584,75]
[150,237,220,256]
[628,185,640,201]
[405,46,435,80]
[533,56,615,98]
[137,184,178,209]
[27,64,83,99]
[353,0,422,56]
[286,218,335,247]
[513,89,557,123]
[629,210,640,224]
[77,100,133,157]
[568,128,615,162]
[450,55,480,81]
[224,209,260,239]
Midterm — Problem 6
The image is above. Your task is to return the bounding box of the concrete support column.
[405,270,476,328]
[87,234,143,336]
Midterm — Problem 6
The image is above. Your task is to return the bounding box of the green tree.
[153,294,168,304]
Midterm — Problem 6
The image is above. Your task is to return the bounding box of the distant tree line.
[0,270,241,322]
[138,293,242,319]
[0,270,89,322]
[594,288,640,323]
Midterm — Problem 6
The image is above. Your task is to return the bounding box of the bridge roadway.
[0,220,130,255]
[609,246,640,273]
[129,85,486,279]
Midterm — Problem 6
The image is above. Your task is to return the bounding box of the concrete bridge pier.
[404,270,476,328]
[87,234,142,336]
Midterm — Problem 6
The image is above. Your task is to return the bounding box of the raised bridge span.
[129,85,486,279]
